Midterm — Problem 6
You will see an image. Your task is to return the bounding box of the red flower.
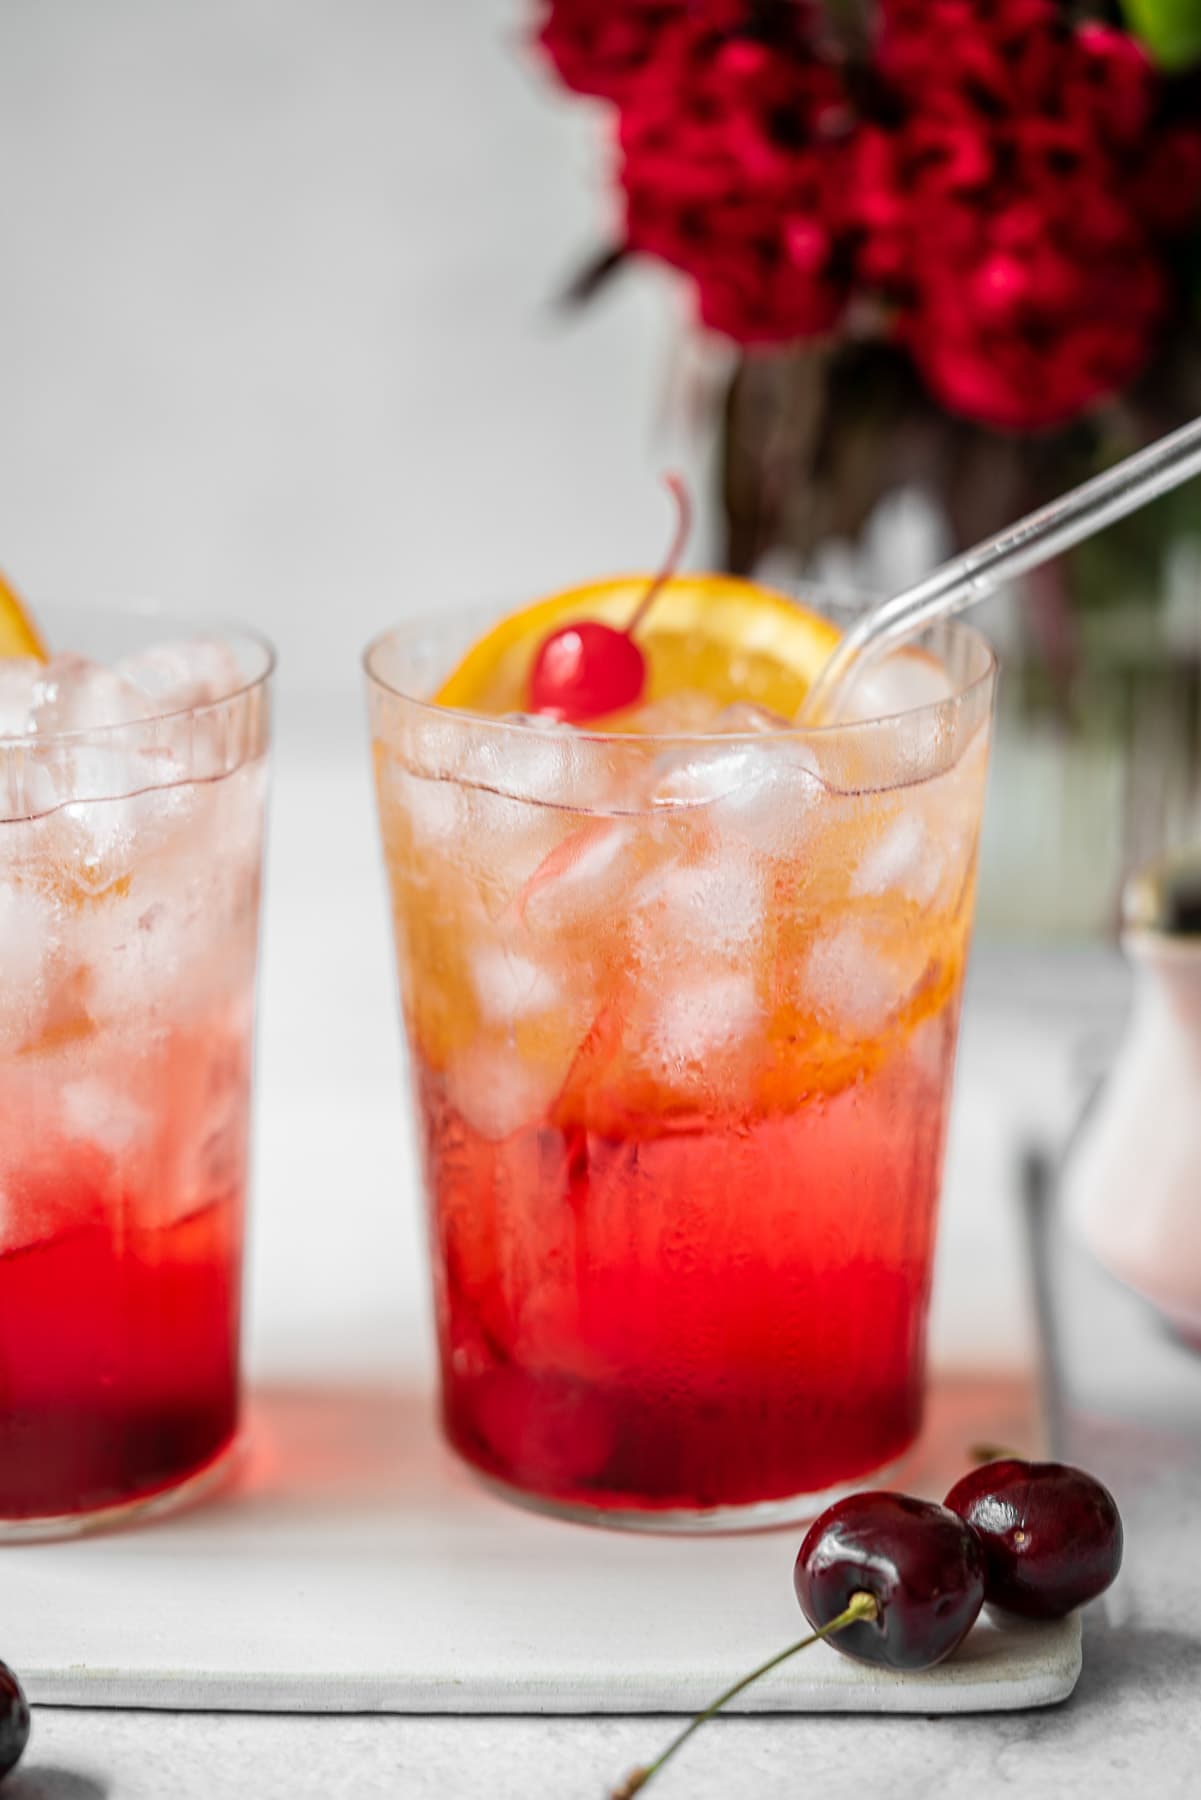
[861,0,1201,429]
[540,0,1201,431]
[617,3,856,342]
[536,0,685,105]
[907,212,1168,433]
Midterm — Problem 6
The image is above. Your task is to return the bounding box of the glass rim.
[0,607,277,750]
[362,592,998,745]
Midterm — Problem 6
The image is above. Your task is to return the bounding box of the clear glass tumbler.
[366,606,996,1530]
[0,612,272,1537]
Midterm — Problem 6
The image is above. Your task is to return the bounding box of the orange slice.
[434,574,840,724]
[0,570,47,660]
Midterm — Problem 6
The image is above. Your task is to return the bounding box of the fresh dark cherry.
[0,1660,29,1782]
[613,1491,985,1795]
[528,473,690,723]
[795,1492,986,1671]
[945,1458,1123,1620]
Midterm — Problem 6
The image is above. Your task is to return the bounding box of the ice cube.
[483,724,585,807]
[716,756,820,858]
[403,709,595,808]
[470,945,559,1022]
[28,648,244,805]
[520,819,640,934]
[444,1039,569,1142]
[383,763,464,846]
[42,776,185,900]
[61,1079,149,1153]
[57,795,140,892]
[631,856,763,959]
[850,811,944,908]
[834,647,953,725]
[391,709,466,785]
[60,742,179,806]
[81,890,192,1021]
[115,637,245,711]
[652,737,821,860]
[0,658,40,737]
[642,971,761,1069]
[713,701,793,735]
[30,655,155,735]
[618,690,726,735]
[804,921,926,1038]
[652,744,770,811]
[458,786,573,915]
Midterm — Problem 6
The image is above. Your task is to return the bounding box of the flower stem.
[626,473,692,638]
[611,1590,879,1798]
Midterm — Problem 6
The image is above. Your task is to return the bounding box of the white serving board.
[7,1374,1078,1715]
[2,751,1098,1719]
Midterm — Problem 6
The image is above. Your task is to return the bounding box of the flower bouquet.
[532,0,1201,931]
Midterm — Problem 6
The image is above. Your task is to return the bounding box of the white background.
[0,0,717,694]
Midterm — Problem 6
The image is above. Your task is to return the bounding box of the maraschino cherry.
[945,1459,1123,1620]
[527,474,691,722]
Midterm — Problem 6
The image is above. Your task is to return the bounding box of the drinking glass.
[0,612,272,1537]
[366,605,995,1529]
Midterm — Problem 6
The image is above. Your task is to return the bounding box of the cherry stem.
[611,1590,879,1799]
[625,473,692,639]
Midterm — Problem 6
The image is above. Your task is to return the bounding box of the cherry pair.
[614,1458,1122,1798]
[796,1458,1123,1674]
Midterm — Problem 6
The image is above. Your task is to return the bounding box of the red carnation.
[905,204,1168,432]
[536,0,685,105]
[860,0,1201,430]
[618,2,856,342]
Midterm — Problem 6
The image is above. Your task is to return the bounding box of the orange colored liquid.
[422,1000,958,1513]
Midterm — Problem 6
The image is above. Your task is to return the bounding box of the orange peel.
[0,571,47,661]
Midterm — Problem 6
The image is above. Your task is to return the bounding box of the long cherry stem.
[611,1590,879,1798]
[626,473,692,638]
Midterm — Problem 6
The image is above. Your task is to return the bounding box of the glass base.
[0,1432,243,1545]
[467,1449,909,1536]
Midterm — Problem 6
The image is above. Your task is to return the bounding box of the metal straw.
[798,414,1201,726]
